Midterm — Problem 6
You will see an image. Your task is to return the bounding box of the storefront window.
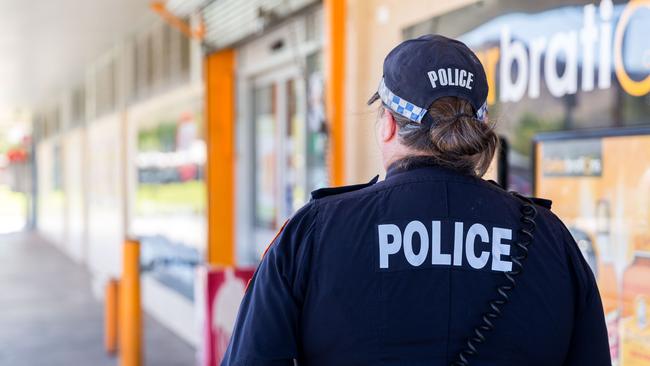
[306,52,329,194]
[405,0,650,194]
[133,95,205,299]
[247,62,328,262]
[254,84,278,229]
[238,6,327,264]
[285,79,306,216]
[535,130,650,365]
[252,64,327,234]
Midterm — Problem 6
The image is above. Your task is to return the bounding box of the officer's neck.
[382,144,431,171]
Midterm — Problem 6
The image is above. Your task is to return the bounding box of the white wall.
[63,127,86,263]
[86,113,125,288]
[36,138,66,246]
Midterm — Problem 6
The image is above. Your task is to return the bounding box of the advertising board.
[535,128,650,365]
[197,267,255,366]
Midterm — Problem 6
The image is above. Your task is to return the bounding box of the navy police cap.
[375,34,488,125]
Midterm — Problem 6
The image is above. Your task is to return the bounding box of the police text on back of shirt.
[378,220,513,272]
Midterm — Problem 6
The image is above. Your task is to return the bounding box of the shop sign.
[540,139,603,177]
[468,0,650,105]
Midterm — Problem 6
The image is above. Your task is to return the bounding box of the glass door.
[251,67,309,253]
[253,83,278,230]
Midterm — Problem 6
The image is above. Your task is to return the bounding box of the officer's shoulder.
[514,193,553,210]
[485,180,553,210]
[310,175,379,200]
[527,196,553,210]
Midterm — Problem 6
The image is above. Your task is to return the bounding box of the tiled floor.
[0,232,195,366]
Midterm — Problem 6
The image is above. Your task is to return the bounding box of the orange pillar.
[119,239,142,366]
[325,0,346,186]
[104,278,119,355]
[204,49,236,266]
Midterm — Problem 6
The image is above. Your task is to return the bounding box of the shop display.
[535,128,650,365]
[132,95,206,297]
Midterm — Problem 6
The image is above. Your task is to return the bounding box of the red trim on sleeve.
[261,219,289,260]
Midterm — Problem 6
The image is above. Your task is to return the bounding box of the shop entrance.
[251,67,308,245]
[235,7,326,265]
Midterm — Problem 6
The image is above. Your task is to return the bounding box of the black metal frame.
[497,136,509,189]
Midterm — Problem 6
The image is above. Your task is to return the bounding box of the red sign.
[202,267,255,366]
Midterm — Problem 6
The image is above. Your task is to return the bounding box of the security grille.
[203,0,318,50]
[132,21,192,101]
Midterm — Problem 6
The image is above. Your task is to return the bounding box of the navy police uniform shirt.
[222,162,611,366]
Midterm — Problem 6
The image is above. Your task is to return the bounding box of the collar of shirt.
[385,156,475,181]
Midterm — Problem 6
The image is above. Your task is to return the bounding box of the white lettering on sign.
[527,37,547,99]
[497,0,620,102]
[544,30,578,97]
[580,4,598,92]
[377,220,513,272]
[428,68,474,90]
[500,27,529,102]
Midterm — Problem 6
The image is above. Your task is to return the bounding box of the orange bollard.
[119,239,142,366]
[104,278,119,355]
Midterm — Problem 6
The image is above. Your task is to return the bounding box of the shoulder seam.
[310,175,379,200]
[293,200,319,301]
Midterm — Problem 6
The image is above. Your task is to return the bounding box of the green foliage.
[138,122,178,152]
[0,186,27,217]
[135,181,206,215]
[512,112,562,156]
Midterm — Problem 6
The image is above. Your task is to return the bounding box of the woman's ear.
[381,110,398,142]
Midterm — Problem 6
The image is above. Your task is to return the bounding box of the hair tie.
[424,113,479,127]
[455,112,475,119]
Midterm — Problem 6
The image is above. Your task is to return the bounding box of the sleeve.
[221,203,318,366]
[560,224,612,366]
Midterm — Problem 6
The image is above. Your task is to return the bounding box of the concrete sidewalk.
[0,232,195,366]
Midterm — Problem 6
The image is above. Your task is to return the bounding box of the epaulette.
[486,179,503,188]
[512,191,553,210]
[528,197,553,209]
[508,189,554,210]
[310,175,379,200]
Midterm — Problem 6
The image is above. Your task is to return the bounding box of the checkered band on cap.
[378,78,488,124]
[378,78,427,123]
[476,101,488,121]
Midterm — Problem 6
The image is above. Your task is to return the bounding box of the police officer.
[222,35,611,366]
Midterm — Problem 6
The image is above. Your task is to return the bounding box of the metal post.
[119,239,142,366]
[325,0,347,186]
[104,278,119,355]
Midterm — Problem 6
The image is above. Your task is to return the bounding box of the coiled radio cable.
[452,193,538,366]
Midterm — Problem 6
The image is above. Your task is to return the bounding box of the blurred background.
[0,0,649,365]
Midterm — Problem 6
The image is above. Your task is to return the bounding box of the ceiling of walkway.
[0,0,155,116]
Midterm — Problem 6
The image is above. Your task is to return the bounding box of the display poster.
[198,267,255,366]
[535,130,650,365]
